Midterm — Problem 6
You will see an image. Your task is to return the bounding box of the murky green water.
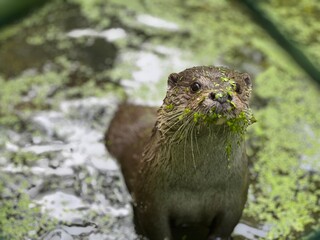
[0,0,319,239]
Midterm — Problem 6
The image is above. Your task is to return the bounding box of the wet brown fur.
[105,66,253,240]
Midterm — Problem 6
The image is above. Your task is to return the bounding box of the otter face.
[162,66,254,127]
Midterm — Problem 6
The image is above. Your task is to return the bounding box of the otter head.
[160,66,255,133]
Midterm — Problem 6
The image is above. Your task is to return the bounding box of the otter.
[105,66,255,240]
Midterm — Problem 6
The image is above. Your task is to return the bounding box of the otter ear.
[243,74,252,88]
[168,73,179,88]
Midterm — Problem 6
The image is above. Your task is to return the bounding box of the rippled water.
[1,1,319,239]
[0,2,272,239]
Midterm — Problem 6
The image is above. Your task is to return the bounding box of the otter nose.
[209,92,232,103]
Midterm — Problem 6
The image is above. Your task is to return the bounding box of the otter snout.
[208,91,232,103]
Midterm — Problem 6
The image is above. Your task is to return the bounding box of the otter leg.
[207,212,239,240]
[134,205,171,240]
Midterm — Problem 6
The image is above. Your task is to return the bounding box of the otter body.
[106,66,255,240]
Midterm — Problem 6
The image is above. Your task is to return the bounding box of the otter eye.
[235,83,241,94]
[190,82,201,92]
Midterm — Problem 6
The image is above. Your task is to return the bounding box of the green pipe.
[239,0,320,84]
[0,0,50,28]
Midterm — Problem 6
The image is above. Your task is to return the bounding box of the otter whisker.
[190,121,197,170]
[169,116,190,142]
[182,117,194,168]
[161,108,189,136]
[168,110,194,141]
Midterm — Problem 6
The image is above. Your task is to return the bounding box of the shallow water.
[0,1,319,239]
